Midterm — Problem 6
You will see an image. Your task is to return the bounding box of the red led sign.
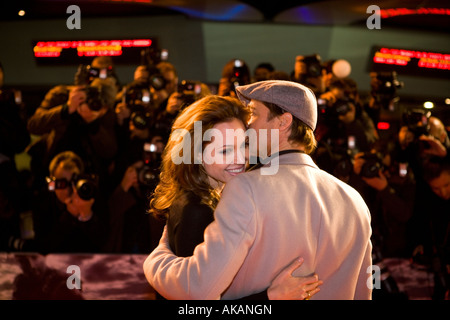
[34,39,152,57]
[369,46,450,79]
[32,38,157,65]
[380,7,450,19]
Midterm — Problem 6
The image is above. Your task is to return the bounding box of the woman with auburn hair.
[149,95,322,300]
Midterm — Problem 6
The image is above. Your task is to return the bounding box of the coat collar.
[248,150,319,172]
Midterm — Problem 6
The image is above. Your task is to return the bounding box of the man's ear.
[278,112,293,132]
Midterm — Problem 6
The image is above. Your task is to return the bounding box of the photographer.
[153,80,211,144]
[31,151,109,253]
[27,78,118,197]
[107,143,165,253]
[108,78,167,253]
[313,78,378,177]
[365,71,403,124]
[0,61,32,251]
[397,110,448,186]
[408,156,449,300]
[217,58,251,97]
[291,54,326,96]
[350,140,415,258]
[75,56,121,91]
[150,61,179,115]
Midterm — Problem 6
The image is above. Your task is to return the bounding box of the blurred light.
[332,59,351,78]
[169,4,247,21]
[377,122,390,130]
[18,10,26,16]
[423,101,434,109]
[445,98,450,105]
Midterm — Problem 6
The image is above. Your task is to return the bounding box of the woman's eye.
[240,141,249,149]
[221,148,232,155]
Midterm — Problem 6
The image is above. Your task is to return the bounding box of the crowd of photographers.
[0,51,448,299]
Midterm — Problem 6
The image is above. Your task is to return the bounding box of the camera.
[178,80,202,108]
[402,108,431,138]
[72,173,98,200]
[317,97,352,117]
[46,173,98,200]
[123,83,153,130]
[140,48,169,67]
[83,86,103,111]
[149,73,166,91]
[230,59,248,88]
[138,142,161,188]
[124,85,151,107]
[75,64,114,85]
[360,152,383,178]
[130,108,153,130]
[301,54,323,78]
[334,98,352,116]
[372,71,403,107]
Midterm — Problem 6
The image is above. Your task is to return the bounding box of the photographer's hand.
[120,164,139,192]
[67,86,86,114]
[166,92,183,114]
[115,102,131,126]
[419,135,447,157]
[353,152,365,175]
[362,169,388,191]
[77,103,105,123]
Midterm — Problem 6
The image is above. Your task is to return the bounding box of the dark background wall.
[0,14,449,119]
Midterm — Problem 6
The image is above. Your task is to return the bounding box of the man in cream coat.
[144,80,372,300]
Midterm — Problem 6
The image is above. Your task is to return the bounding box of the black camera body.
[230,59,248,88]
[360,152,383,178]
[402,108,431,139]
[301,54,323,78]
[138,143,161,188]
[130,108,153,130]
[124,85,151,107]
[140,48,168,67]
[334,99,352,116]
[372,71,403,107]
[140,48,169,91]
[83,86,103,111]
[75,64,114,85]
[317,97,352,117]
[178,80,202,108]
[123,83,153,130]
[47,174,98,200]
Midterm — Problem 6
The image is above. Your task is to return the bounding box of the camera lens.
[85,86,103,111]
[73,175,97,200]
[131,111,151,130]
[150,75,166,91]
[138,166,159,187]
[360,154,382,178]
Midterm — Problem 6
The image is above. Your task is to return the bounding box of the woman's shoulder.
[171,191,213,216]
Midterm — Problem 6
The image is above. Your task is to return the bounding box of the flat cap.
[235,80,317,131]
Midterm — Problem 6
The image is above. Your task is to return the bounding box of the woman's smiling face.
[202,118,248,188]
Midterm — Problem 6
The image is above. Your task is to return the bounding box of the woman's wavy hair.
[150,95,251,220]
